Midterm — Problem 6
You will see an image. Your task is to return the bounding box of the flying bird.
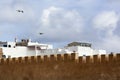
[39,33,44,35]
[16,10,24,13]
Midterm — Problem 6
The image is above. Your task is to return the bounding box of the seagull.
[39,33,44,35]
[16,10,24,13]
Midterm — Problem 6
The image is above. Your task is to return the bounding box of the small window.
[83,55,86,56]
[3,45,7,47]
[8,45,11,47]
[73,51,76,53]
[2,55,6,58]
[8,55,11,58]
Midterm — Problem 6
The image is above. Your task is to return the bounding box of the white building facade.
[0,39,106,58]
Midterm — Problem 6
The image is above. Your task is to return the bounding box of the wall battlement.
[0,53,120,64]
[0,53,120,80]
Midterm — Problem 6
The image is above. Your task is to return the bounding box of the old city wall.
[0,53,120,80]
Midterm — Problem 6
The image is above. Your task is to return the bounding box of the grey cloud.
[35,6,84,42]
[93,11,119,35]
[92,11,120,52]
[96,34,120,53]
[0,0,38,24]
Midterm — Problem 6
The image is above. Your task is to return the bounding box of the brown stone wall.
[0,53,120,80]
[0,48,3,58]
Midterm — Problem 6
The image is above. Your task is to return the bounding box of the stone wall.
[0,48,3,58]
[0,53,120,80]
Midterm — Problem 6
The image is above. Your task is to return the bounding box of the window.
[2,55,6,58]
[8,55,11,58]
[3,45,7,47]
[8,45,11,47]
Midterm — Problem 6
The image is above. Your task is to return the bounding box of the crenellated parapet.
[0,53,78,64]
[79,53,118,64]
[0,53,120,64]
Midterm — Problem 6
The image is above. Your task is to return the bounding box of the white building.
[0,39,53,58]
[37,42,106,56]
[0,39,106,58]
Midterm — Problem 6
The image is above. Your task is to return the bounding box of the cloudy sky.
[0,0,120,53]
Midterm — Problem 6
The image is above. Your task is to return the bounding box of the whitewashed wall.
[1,46,106,58]
[2,47,36,58]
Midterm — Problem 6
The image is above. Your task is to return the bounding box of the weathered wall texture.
[0,53,120,80]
